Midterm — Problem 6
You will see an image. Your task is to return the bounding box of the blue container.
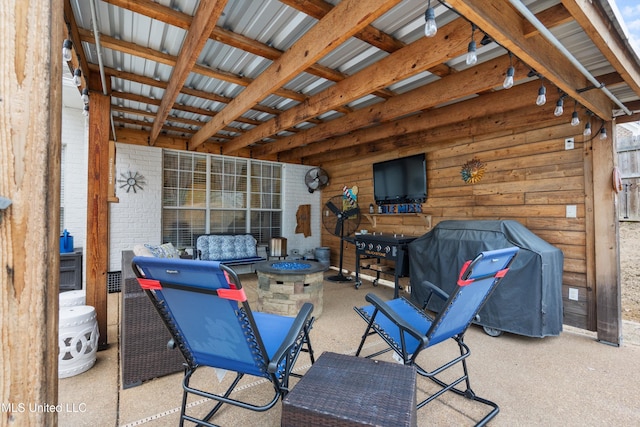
[60,229,74,253]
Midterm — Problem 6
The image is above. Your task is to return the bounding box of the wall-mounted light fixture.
[424,0,437,37]
[62,39,73,62]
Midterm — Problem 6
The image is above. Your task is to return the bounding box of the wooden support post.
[592,121,621,345]
[85,92,111,349]
[0,0,63,425]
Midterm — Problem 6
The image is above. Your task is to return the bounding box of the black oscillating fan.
[323,195,361,282]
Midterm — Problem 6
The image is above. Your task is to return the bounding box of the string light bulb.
[571,102,580,126]
[554,97,564,116]
[424,1,437,38]
[600,126,607,140]
[536,82,546,106]
[72,68,82,86]
[466,26,478,65]
[82,104,89,117]
[503,53,514,89]
[81,88,89,104]
[583,121,592,136]
[62,39,73,62]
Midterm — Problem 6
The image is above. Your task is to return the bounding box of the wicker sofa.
[194,234,265,266]
[121,250,184,388]
[120,235,265,387]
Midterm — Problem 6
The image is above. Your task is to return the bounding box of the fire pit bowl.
[254,260,328,317]
[256,261,327,274]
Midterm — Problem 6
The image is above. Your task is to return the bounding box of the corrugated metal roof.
[65,0,640,152]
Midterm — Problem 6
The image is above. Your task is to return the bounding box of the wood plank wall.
[312,117,595,330]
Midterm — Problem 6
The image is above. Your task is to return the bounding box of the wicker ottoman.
[282,352,417,427]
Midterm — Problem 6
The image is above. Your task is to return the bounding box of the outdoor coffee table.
[282,351,417,426]
[254,260,327,317]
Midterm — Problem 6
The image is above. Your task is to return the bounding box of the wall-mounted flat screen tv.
[373,153,427,205]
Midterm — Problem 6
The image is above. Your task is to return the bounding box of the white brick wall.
[61,106,88,247]
[281,163,322,257]
[61,106,88,287]
[109,143,163,271]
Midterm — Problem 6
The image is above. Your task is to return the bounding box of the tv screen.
[373,153,427,205]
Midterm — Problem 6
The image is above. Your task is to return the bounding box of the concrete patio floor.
[58,272,640,426]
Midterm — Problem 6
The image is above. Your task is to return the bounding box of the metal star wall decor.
[118,171,146,193]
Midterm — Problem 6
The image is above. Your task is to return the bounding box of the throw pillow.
[144,242,179,258]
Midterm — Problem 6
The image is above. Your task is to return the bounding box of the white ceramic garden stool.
[59,290,86,307]
[58,305,99,378]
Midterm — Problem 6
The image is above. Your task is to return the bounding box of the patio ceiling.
[64,0,640,163]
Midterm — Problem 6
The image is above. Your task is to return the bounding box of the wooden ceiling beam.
[280,79,544,162]
[95,64,284,117]
[103,0,392,100]
[254,54,530,157]
[112,92,262,128]
[561,0,640,100]
[447,0,612,120]
[63,0,92,90]
[523,4,573,38]
[148,0,227,145]
[113,127,228,153]
[113,117,232,143]
[222,17,474,154]
[111,105,249,138]
[188,0,404,150]
[307,103,568,166]
[279,0,405,53]
[77,27,305,103]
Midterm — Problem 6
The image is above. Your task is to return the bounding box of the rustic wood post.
[592,120,622,345]
[0,0,63,425]
[85,92,111,349]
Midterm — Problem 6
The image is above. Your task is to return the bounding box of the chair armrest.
[267,303,314,373]
[421,280,449,301]
[364,293,427,349]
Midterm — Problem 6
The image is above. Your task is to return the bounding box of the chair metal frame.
[132,256,315,427]
[354,247,518,427]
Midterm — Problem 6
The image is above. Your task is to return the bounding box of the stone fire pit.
[254,261,327,318]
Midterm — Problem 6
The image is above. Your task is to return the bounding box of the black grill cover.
[408,220,563,337]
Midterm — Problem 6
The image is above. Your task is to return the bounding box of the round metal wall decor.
[118,171,146,193]
[461,157,486,184]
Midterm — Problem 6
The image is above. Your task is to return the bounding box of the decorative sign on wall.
[461,157,486,184]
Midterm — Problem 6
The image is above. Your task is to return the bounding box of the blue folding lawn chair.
[354,247,518,427]
[132,257,315,427]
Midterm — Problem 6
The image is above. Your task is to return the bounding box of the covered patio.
[3,0,640,425]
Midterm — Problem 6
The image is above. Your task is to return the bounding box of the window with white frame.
[162,150,282,249]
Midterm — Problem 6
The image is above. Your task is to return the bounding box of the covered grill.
[408,220,564,338]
